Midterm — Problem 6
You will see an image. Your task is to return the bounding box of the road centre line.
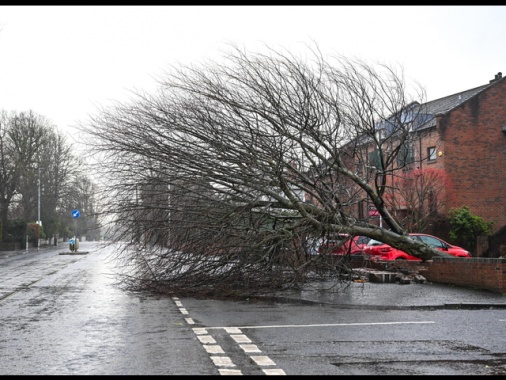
[205,321,435,330]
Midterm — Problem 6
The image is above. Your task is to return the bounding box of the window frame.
[427,146,437,162]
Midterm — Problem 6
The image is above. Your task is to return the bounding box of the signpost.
[70,209,80,252]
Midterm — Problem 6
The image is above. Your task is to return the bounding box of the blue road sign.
[69,238,75,245]
[72,209,80,218]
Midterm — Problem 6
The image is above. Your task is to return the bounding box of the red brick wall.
[437,80,506,233]
[372,258,506,294]
[423,258,506,293]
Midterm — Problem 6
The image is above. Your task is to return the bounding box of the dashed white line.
[211,356,236,367]
[263,368,286,375]
[250,356,276,366]
[239,344,261,353]
[173,296,284,375]
[193,328,208,335]
[197,335,217,344]
[219,369,242,375]
[185,317,195,325]
[230,334,251,343]
[225,327,242,334]
[204,345,225,354]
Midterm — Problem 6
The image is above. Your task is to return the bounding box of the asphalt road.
[1,241,506,375]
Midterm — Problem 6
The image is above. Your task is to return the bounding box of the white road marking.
[206,321,435,330]
[225,327,242,334]
[250,356,276,366]
[211,356,236,367]
[239,344,261,353]
[173,297,436,376]
[230,334,251,343]
[193,328,208,334]
[219,369,242,375]
[198,335,217,344]
[263,368,287,375]
[204,345,225,354]
[174,297,286,375]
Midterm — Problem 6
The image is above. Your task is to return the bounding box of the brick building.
[302,72,506,255]
[412,72,506,234]
[353,72,506,256]
[316,72,506,254]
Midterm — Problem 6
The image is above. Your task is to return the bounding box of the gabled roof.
[414,74,504,131]
[341,72,504,148]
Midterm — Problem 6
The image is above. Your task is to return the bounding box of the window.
[416,235,445,249]
[358,200,365,219]
[356,236,371,245]
[427,146,437,162]
[356,161,364,175]
[368,149,383,169]
[397,143,415,166]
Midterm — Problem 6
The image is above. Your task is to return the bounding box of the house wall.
[437,79,506,233]
[417,128,445,171]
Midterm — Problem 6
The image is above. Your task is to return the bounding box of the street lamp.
[37,165,41,250]
[27,162,44,251]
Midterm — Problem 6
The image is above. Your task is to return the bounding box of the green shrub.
[448,206,493,253]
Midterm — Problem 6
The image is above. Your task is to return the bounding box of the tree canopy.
[81,44,453,297]
[0,110,100,245]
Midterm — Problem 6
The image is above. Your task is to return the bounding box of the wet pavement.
[264,280,506,310]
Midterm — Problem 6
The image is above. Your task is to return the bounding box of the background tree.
[81,44,454,297]
[0,111,19,240]
[0,110,101,247]
[385,167,453,233]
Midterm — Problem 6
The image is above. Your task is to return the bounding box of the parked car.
[316,234,370,255]
[363,233,471,261]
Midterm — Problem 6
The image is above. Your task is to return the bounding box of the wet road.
[1,242,506,375]
[0,242,215,375]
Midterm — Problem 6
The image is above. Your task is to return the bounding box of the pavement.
[0,243,71,258]
[266,278,506,310]
[3,244,506,310]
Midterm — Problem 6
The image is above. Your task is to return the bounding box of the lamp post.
[37,165,41,250]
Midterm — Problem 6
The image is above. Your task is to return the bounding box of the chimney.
[490,72,503,83]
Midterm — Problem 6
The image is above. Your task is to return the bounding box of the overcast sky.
[1,5,505,144]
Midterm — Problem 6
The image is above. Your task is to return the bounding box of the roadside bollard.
[69,238,75,252]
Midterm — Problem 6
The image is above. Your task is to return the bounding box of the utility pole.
[37,165,41,250]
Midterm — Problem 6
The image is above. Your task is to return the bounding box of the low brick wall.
[368,257,506,294]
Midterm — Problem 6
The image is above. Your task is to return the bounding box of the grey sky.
[1,5,505,143]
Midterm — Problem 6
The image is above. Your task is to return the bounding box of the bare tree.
[81,44,453,297]
[0,111,19,239]
[1,110,97,245]
[385,167,452,232]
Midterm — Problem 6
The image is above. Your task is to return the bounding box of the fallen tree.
[81,44,452,297]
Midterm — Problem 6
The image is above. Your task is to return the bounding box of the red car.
[316,234,370,255]
[363,233,471,261]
